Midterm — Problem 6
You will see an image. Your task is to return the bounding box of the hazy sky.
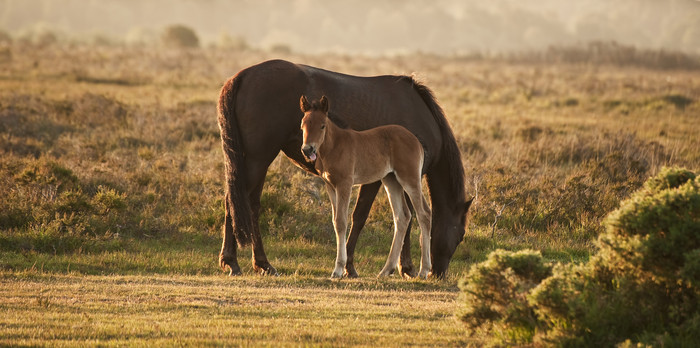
[1,0,699,54]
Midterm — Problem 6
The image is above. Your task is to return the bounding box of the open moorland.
[1,41,699,346]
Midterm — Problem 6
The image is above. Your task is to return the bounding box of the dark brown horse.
[300,95,432,279]
[217,59,472,278]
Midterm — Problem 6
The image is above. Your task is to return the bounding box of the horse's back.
[229,59,441,170]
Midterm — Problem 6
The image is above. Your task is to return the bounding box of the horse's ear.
[464,197,474,215]
[300,95,311,113]
[320,95,329,113]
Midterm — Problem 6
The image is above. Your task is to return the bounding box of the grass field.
[1,273,471,346]
[1,41,699,346]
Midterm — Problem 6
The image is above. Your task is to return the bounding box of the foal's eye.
[320,124,325,129]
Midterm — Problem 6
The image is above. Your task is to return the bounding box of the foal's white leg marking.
[378,176,411,277]
[394,163,432,279]
[329,183,351,279]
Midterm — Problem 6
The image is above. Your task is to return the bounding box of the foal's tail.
[218,72,253,247]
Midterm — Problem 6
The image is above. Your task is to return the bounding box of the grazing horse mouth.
[301,145,317,161]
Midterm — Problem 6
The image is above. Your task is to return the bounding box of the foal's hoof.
[377,268,395,278]
[418,270,432,280]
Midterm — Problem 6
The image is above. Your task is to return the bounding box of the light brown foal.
[300,95,432,279]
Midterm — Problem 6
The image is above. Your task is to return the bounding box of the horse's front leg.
[329,183,351,279]
[398,192,417,278]
[345,181,382,278]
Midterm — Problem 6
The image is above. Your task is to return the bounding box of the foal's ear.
[300,95,311,113]
[319,95,329,113]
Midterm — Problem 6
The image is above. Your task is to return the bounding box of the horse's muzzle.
[301,145,317,161]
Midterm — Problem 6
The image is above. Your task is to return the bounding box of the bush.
[458,249,552,345]
[161,24,200,48]
[459,167,700,346]
[0,157,133,254]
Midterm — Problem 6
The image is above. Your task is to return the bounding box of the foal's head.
[300,95,329,162]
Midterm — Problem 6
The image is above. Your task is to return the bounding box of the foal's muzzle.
[301,145,317,161]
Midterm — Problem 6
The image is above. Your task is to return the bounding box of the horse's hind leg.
[378,175,411,277]
[220,194,241,276]
[345,181,382,278]
[243,163,281,276]
[249,180,279,276]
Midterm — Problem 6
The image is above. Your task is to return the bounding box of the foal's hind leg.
[378,176,411,277]
[402,185,432,279]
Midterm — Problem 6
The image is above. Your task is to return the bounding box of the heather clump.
[460,168,700,346]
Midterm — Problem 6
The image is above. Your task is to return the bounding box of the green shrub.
[459,167,700,346]
[0,157,132,253]
[458,249,552,346]
[92,186,127,215]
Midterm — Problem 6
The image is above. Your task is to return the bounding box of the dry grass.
[1,42,699,345]
[0,272,472,347]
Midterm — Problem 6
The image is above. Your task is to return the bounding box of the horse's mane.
[398,75,466,202]
[328,112,349,129]
[307,99,348,129]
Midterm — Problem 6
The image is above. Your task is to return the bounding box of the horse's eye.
[321,124,325,129]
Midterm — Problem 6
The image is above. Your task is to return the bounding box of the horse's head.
[432,197,474,277]
[300,95,329,162]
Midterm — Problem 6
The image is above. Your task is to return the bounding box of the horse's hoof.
[399,265,416,279]
[221,258,242,277]
[330,271,344,279]
[260,266,279,276]
[253,262,279,276]
[262,267,279,276]
[228,266,243,277]
[344,265,359,278]
[418,270,431,280]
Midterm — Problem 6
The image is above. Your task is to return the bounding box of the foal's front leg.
[328,183,351,279]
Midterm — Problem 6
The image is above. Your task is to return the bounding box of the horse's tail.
[409,78,466,203]
[218,71,253,247]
